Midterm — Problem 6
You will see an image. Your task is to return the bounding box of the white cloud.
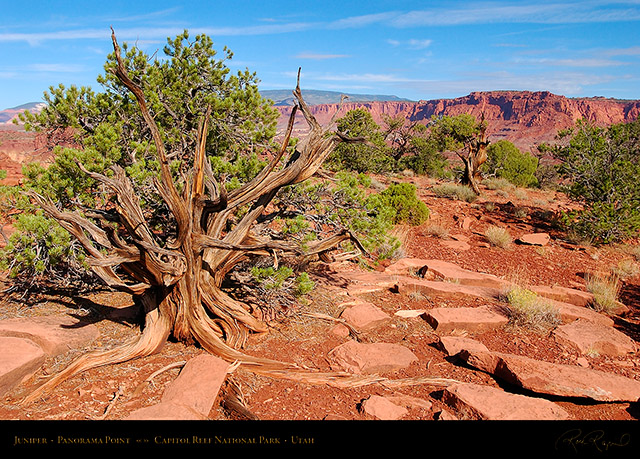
[329,1,640,28]
[328,11,399,29]
[513,57,626,67]
[295,52,350,60]
[30,63,86,73]
[388,38,433,49]
[0,22,316,45]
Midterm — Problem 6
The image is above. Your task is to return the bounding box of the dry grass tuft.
[484,225,512,248]
[585,273,621,314]
[425,223,450,239]
[503,286,561,332]
[610,258,639,279]
[433,183,478,203]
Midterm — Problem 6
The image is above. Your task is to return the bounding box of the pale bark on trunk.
[459,115,489,195]
[19,32,386,404]
[20,31,462,404]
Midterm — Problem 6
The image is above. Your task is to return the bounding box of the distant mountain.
[275,90,640,152]
[0,102,45,124]
[260,89,413,106]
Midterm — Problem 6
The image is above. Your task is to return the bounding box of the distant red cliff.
[2,91,639,185]
[277,91,640,152]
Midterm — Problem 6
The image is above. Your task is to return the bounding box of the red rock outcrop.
[2,91,639,184]
[277,91,640,152]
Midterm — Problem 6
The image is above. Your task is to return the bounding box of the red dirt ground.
[1,176,639,433]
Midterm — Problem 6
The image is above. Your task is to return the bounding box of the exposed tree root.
[19,31,464,409]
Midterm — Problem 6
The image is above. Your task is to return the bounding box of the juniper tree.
[12,30,396,403]
[551,117,640,244]
[430,113,490,194]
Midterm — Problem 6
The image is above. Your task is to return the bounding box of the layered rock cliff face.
[278,91,640,152]
[1,91,639,184]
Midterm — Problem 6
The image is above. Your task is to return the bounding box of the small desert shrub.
[425,223,449,239]
[433,183,477,202]
[504,286,561,332]
[610,258,639,279]
[294,272,315,296]
[484,177,514,192]
[514,207,528,219]
[380,182,430,226]
[484,225,512,248]
[251,266,315,298]
[585,273,621,313]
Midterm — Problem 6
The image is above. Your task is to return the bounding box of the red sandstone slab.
[339,301,391,331]
[0,315,99,357]
[424,306,509,333]
[396,278,502,301]
[462,350,640,402]
[125,402,207,420]
[0,337,46,396]
[161,354,230,417]
[552,319,637,357]
[329,340,418,375]
[443,383,571,420]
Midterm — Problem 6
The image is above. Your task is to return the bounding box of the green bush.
[399,133,450,178]
[327,109,394,173]
[0,212,87,284]
[433,183,477,202]
[553,118,640,244]
[250,265,315,298]
[483,140,539,188]
[380,182,430,226]
[276,172,429,260]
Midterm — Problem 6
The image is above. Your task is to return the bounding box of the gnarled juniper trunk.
[460,116,489,195]
[20,31,372,404]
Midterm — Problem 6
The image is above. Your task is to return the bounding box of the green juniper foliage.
[276,171,429,260]
[327,108,393,173]
[551,117,640,244]
[2,31,280,287]
[483,139,539,188]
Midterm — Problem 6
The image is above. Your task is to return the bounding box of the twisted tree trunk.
[459,114,490,195]
[19,31,381,404]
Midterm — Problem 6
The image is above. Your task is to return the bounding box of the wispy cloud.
[322,1,640,29]
[295,52,350,60]
[328,11,399,29]
[5,2,640,47]
[602,46,640,57]
[390,1,640,26]
[388,38,433,49]
[30,63,86,73]
[513,56,626,67]
[0,22,316,45]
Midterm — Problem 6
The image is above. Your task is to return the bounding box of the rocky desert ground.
[1,94,639,453]
[0,171,639,453]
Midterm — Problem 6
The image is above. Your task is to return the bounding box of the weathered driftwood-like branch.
[20,34,395,406]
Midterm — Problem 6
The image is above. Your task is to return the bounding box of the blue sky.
[1,0,639,109]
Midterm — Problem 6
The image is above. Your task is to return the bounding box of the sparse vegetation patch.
[484,225,512,248]
[585,273,621,313]
[433,183,478,202]
[503,286,561,332]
